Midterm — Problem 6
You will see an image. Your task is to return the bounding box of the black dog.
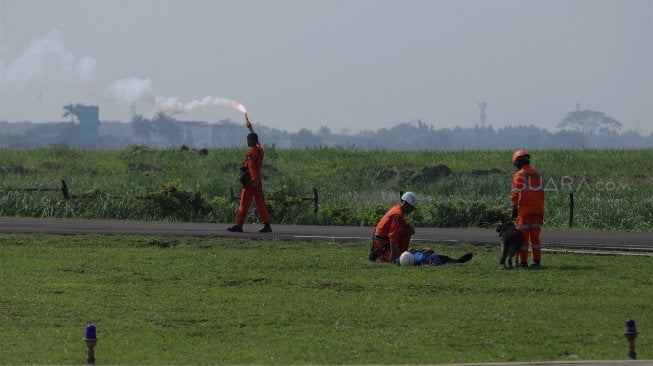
[496,220,523,269]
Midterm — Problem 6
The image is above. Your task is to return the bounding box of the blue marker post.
[623,319,637,360]
[84,323,97,364]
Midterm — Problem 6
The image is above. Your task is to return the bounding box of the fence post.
[313,188,319,214]
[229,187,236,204]
[569,193,574,228]
[229,188,237,222]
[61,180,69,199]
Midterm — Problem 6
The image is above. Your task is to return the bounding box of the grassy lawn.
[0,233,650,364]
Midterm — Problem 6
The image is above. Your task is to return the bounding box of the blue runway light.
[85,323,97,340]
[623,319,638,360]
[84,323,98,364]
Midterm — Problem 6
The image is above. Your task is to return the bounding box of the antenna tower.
[479,101,487,130]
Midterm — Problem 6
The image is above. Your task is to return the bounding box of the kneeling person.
[369,192,418,262]
[368,191,473,265]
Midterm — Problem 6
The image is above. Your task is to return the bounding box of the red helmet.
[512,149,530,164]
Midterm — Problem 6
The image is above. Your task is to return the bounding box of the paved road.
[1,217,652,255]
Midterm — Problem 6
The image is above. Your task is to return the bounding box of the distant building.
[78,105,99,147]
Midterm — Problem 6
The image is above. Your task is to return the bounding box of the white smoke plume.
[154,96,245,115]
[104,78,156,105]
[0,30,98,90]
[1,30,247,118]
[103,78,246,115]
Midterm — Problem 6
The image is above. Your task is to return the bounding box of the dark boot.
[259,223,272,233]
[369,248,385,261]
[438,255,456,264]
[227,225,243,232]
[439,253,474,264]
[457,252,474,263]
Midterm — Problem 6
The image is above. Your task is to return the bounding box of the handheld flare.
[245,113,254,133]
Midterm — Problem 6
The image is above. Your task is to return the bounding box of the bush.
[266,185,315,224]
[208,196,233,224]
[317,201,358,226]
[419,198,507,228]
[139,181,211,221]
[315,198,507,228]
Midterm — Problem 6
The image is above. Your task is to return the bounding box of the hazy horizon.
[1,0,651,134]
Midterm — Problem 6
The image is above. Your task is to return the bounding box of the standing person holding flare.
[227,113,272,233]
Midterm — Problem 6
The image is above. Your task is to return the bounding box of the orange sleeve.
[510,171,522,209]
[245,147,261,181]
[375,205,407,242]
[388,214,404,243]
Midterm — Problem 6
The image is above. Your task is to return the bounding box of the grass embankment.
[1,146,651,230]
[0,234,650,364]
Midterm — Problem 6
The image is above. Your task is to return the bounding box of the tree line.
[0,107,651,150]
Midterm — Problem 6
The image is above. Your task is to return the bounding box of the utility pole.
[479,101,487,130]
[38,91,43,122]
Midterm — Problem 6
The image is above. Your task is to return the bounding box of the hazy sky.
[1,0,651,134]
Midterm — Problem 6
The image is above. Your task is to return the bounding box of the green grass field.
[1,146,652,231]
[0,234,650,364]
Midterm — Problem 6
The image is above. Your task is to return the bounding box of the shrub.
[419,198,507,228]
[317,201,358,226]
[139,180,210,220]
[208,196,233,223]
[266,185,314,224]
[316,199,507,229]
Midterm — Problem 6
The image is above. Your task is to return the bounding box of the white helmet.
[399,251,415,266]
[401,191,418,207]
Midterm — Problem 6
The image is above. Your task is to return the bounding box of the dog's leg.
[500,243,508,267]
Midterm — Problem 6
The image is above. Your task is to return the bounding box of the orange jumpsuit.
[372,204,412,262]
[235,143,270,227]
[511,165,545,264]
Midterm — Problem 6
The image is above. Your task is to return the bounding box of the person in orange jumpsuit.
[227,128,272,233]
[369,192,473,264]
[510,149,545,267]
[369,192,418,262]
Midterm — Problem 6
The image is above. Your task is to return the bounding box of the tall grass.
[1,146,651,231]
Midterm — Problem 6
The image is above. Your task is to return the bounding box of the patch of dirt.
[222,277,271,287]
[180,145,209,156]
[34,161,62,172]
[375,166,401,182]
[410,164,452,182]
[0,164,33,174]
[461,168,502,176]
[128,163,163,172]
[316,282,365,291]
